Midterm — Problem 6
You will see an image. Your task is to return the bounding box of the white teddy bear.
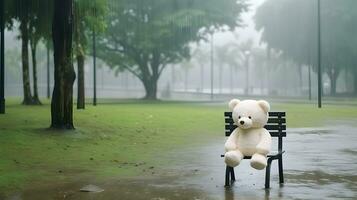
[224,99,272,170]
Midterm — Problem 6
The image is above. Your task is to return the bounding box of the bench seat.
[221,150,285,159]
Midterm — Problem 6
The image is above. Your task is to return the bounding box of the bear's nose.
[240,121,245,125]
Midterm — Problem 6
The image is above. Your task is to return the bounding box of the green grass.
[0,98,357,193]
[275,103,357,127]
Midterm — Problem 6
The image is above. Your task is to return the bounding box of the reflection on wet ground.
[4,125,357,200]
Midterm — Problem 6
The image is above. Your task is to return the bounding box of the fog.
[2,0,357,101]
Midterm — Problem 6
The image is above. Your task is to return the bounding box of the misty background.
[3,0,356,101]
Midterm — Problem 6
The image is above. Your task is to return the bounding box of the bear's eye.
[238,116,241,119]
[248,116,252,119]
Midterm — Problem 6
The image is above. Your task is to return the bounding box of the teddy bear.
[224,99,272,170]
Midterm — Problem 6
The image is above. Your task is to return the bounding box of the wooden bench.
[222,111,286,188]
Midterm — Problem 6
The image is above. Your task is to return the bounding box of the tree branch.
[120,64,143,81]
[158,64,167,76]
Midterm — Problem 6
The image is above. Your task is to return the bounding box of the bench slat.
[265,125,286,130]
[268,112,286,117]
[225,118,286,124]
[224,111,286,117]
[225,124,286,131]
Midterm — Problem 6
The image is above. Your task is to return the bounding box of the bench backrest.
[224,112,286,151]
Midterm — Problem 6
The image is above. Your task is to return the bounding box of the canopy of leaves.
[75,0,108,51]
[5,0,53,38]
[97,0,248,79]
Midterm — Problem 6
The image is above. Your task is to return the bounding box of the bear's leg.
[224,150,243,167]
[250,153,267,170]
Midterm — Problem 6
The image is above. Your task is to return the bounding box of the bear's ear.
[228,99,240,111]
[258,100,270,113]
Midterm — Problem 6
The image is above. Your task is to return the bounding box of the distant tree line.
[255,0,357,96]
[3,0,248,129]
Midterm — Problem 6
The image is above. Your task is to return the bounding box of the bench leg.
[265,158,273,189]
[225,166,230,186]
[231,167,236,182]
[278,156,284,184]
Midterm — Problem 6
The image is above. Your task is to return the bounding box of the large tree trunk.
[76,53,85,109]
[20,20,33,105]
[131,50,162,100]
[30,38,42,105]
[143,77,158,100]
[51,0,76,129]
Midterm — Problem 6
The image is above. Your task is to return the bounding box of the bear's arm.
[256,129,272,155]
[225,129,239,152]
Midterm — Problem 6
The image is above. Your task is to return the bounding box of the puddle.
[3,177,210,200]
[3,124,357,200]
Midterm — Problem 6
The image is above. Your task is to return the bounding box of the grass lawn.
[1,98,357,194]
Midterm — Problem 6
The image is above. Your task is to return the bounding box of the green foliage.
[4,0,53,40]
[74,0,108,53]
[75,0,108,33]
[96,0,248,98]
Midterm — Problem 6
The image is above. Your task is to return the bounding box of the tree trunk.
[30,38,42,105]
[20,20,33,105]
[327,68,339,96]
[51,0,76,129]
[354,66,357,95]
[297,65,303,94]
[140,59,159,100]
[47,45,51,99]
[76,53,85,109]
[344,66,348,93]
[143,77,158,100]
[330,75,337,96]
[74,1,85,109]
[308,65,312,100]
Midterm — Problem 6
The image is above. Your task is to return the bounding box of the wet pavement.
[4,125,357,200]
